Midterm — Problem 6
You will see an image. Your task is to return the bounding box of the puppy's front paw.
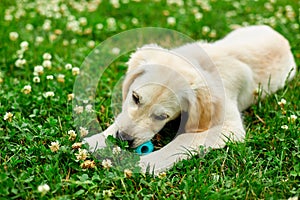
[83,133,107,152]
[139,153,172,175]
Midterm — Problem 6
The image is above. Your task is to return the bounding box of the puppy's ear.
[126,50,146,72]
[122,67,144,102]
[183,87,221,132]
[123,44,163,102]
[126,44,164,72]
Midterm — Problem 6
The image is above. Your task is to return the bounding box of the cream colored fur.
[84,25,296,174]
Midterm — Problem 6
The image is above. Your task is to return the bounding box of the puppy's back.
[213,25,296,92]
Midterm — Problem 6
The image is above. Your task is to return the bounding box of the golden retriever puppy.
[84,25,296,174]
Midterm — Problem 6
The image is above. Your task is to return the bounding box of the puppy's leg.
[83,122,118,152]
[139,102,245,175]
[139,126,223,175]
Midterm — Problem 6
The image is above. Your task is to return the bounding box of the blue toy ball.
[135,141,154,155]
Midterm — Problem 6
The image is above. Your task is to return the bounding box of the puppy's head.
[116,65,182,147]
[115,46,222,148]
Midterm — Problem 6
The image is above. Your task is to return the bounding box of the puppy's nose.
[116,131,134,145]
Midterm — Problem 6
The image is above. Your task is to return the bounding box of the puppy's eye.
[132,91,140,105]
[154,113,169,121]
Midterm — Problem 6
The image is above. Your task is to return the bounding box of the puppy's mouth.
[115,115,182,149]
[115,130,155,148]
[115,130,137,148]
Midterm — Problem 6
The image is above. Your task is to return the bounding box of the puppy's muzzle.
[116,131,134,147]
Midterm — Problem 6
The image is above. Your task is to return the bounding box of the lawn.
[0,0,299,199]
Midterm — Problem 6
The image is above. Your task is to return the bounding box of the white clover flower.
[158,171,167,179]
[281,125,288,130]
[84,28,92,35]
[72,142,82,150]
[49,34,57,42]
[102,159,112,169]
[9,32,19,41]
[33,76,40,83]
[85,104,93,113]
[65,63,72,70]
[67,93,74,101]
[209,30,217,38]
[103,189,113,197]
[75,148,89,161]
[291,23,299,30]
[110,0,120,8]
[202,26,210,35]
[120,24,127,30]
[79,17,88,26]
[4,14,13,21]
[72,67,80,75]
[124,169,133,178]
[54,13,62,19]
[35,36,44,44]
[49,141,60,152]
[74,105,84,114]
[34,65,44,75]
[163,10,169,16]
[288,115,297,123]
[167,17,176,26]
[285,5,293,12]
[226,11,237,18]
[44,91,55,98]
[285,6,295,20]
[66,20,80,32]
[264,2,273,11]
[57,74,65,83]
[191,7,199,14]
[22,85,32,94]
[43,20,52,31]
[79,127,89,137]
[87,40,95,48]
[88,2,99,12]
[4,112,13,122]
[68,15,76,22]
[278,98,286,106]
[15,9,25,20]
[25,24,34,31]
[179,8,185,14]
[68,130,77,141]
[16,50,24,58]
[112,146,121,154]
[111,47,120,55]
[43,53,52,60]
[96,23,104,30]
[37,184,50,194]
[80,160,96,169]
[15,59,26,67]
[194,12,203,21]
[71,39,77,44]
[42,60,52,69]
[20,41,29,51]
[60,4,68,12]
[62,40,69,46]
[13,78,19,85]
[131,18,139,25]
[167,0,184,6]
[46,75,54,80]
[107,17,117,31]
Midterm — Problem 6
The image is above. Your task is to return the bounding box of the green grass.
[0,0,299,199]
